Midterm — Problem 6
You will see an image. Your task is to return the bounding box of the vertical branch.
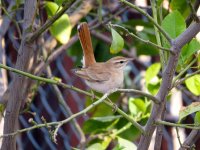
[1,0,38,150]
[154,109,165,150]
[46,66,86,147]
[138,21,200,150]
[0,1,15,105]
[150,3,167,147]
[150,0,166,69]
[179,130,200,150]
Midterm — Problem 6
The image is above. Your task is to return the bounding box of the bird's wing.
[75,67,111,82]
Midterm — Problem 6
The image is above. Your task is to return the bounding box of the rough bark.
[1,0,37,149]
[138,21,200,150]
[179,130,200,150]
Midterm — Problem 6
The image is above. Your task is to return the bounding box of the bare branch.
[138,18,200,150]
[119,0,172,43]
[179,130,200,150]
[156,120,200,130]
[0,92,110,139]
[27,0,76,43]
[0,63,145,133]
[1,0,38,149]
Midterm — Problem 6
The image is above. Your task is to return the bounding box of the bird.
[74,22,133,93]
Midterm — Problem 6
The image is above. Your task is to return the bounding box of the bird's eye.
[119,61,124,64]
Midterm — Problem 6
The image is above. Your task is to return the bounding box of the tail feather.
[78,22,96,67]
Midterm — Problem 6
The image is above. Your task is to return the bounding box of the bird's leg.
[106,97,118,112]
[90,90,95,102]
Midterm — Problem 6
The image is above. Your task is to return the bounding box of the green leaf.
[161,10,186,39]
[54,0,63,6]
[113,144,124,150]
[45,2,72,44]
[145,63,161,95]
[85,92,120,117]
[0,104,5,113]
[83,119,112,134]
[136,42,158,56]
[117,137,137,150]
[170,0,189,16]
[83,116,120,134]
[147,82,160,96]
[180,39,200,63]
[157,0,164,6]
[129,98,146,116]
[110,28,124,54]
[86,143,104,150]
[194,112,200,125]
[101,136,112,149]
[145,63,161,84]
[185,75,200,96]
[179,102,200,123]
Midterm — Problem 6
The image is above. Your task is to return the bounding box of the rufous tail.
[77,22,96,67]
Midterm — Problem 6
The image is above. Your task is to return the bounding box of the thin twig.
[0,63,158,105]
[46,66,86,146]
[178,85,200,102]
[111,24,174,54]
[0,92,110,138]
[117,89,160,104]
[119,0,172,43]
[186,0,200,26]
[110,122,132,138]
[0,5,22,38]
[187,0,200,23]
[156,120,200,130]
[27,0,76,42]
[173,69,200,88]
[172,57,197,87]
[0,63,145,133]
[175,127,183,148]
[138,18,200,150]
[150,0,166,69]
[179,129,200,150]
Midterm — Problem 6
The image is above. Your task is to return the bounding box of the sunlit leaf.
[110,28,124,54]
[194,112,200,125]
[145,63,161,84]
[129,98,146,116]
[101,136,112,149]
[161,10,186,39]
[45,2,72,44]
[147,82,160,96]
[179,102,200,123]
[185,75,200,96]
[180,39,200,63]
[86,143,104,150]
[117,137,137,150]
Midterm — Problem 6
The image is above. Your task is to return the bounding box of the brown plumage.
[75,22,134,93]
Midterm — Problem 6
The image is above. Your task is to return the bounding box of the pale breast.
[85,70,124,93]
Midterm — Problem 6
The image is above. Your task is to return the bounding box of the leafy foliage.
[2,0,200,149]
[145,63,161,95]
[185,75,200,96]
[179,102,200,123]
[110,28,124,54]
[45,2,72,44]
[115,136,137,150]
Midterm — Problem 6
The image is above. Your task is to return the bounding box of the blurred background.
[0,0,200,149]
